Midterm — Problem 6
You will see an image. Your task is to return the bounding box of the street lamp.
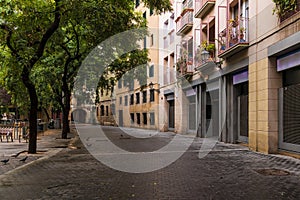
[149,82,154,89]
[148,82,160,93]
[201,49,210,63]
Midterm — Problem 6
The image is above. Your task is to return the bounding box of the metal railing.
[217,16,249,54]
[176,10,193,33]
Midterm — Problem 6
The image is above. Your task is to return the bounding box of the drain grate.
[52,145,68,148]
[255,168,290,176]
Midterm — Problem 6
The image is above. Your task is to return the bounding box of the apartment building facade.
[158,0,300,154]
[98,0,161,130]
[96,0,300,155]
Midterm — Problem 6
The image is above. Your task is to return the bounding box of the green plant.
[200,41,215,53]
[176,56,187,73]
[206,43,215,53]
[272,0,297,18]
[240,27,245,33]
[229,17,238,27]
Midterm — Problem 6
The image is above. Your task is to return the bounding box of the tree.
[0,0,172,152]
[0,0,62,153]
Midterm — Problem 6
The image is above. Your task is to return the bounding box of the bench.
[0,127,13,142]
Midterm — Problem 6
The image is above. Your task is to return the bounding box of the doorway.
[118,110,123,127]
[168,100,175,130]
[235,82,249,142]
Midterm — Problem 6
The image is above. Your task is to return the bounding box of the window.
[125,95,128,106]
[144,37,147,49]
[143,11,146,19]
[111,104,115,115]
[143,113,147,125]
[136,113,141,125]
[119,96,122,105]
[170,30,174,44]
[150,8,154,16]
[150,34,154,46]
[106,106,109,116]
[118,79,122,88]
[163,37,168,49]
[130,94,134,105]
[100,105,104,116]
[142,91,147,103]
[130,113,134,124]
[136,93,140,104]
[150,89,155,102]
[149,64,154,77]
[150,112,155,125]
[129,79,134,91]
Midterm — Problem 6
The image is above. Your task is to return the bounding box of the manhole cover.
[255,168,290,176]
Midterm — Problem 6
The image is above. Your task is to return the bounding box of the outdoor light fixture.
[201,49,210,63]
[201,49,223,70]
[149,82,160,93]
[149,82,154,89]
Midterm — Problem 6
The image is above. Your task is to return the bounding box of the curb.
[0,148,63,178]
[0,129,78,177]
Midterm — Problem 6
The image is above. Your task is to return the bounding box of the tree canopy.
[0,0,173,153]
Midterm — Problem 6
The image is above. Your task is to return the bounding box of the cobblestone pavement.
[0,125,299,200]
[0,129,75,176]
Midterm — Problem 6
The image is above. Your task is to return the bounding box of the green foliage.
[272,0,297,18]
[201,41,215,53]
[142,0,173,14]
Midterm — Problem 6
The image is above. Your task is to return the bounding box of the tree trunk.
[28,94,38,154]
[43,107,50,121]
[61,80,71,139]
[61,102,70,139]
[22,70,38,154]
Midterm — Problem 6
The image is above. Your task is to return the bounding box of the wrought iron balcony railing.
[176,10,193,35]
[217,17,249,58]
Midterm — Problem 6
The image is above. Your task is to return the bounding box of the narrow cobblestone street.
[0,125,299,200]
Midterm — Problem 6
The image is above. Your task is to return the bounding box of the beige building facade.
[98,0,161,130]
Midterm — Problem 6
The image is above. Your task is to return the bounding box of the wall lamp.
[149,82,160,93]
[201,50,223,70]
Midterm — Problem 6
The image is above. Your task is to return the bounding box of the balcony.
[176,9,193,35]
[217,17,249,59]
[194,0,216,19]
[176,57,194,79]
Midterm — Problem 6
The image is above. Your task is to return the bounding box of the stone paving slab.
[0,129,75,176]
[0,125,299,199]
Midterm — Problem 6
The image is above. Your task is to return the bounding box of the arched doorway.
[71,109,87,123]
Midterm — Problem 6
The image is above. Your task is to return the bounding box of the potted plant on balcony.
[239,27,246,42]
[201,41,215,58]
[176,56,187,75]
[229,17,238,27]
[216,38,226,51]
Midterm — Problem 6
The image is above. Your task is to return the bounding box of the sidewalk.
[0,128,75,176]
